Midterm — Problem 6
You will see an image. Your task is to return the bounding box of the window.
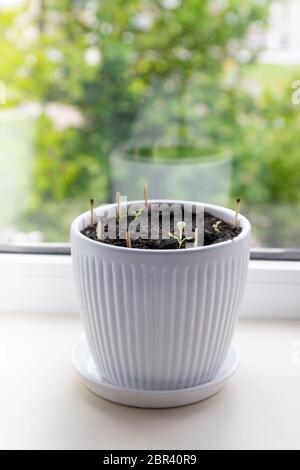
[0,0,299,259]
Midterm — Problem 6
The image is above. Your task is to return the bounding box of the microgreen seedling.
[134,207,144,221]
[235,198,241,229]
[116,192,120,221]
[212,220,222,234]
[169,221,193,249]
[126,229,132,248]
[144,184,149,210]
[90,198,94,227]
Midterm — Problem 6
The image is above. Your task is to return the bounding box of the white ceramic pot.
[71,200,251,391]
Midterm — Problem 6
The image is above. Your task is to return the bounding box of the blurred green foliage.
[1,0,300,244]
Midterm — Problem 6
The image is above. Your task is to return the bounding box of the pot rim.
[71,199,251,255]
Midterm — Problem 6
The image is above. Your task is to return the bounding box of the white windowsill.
[0,313,299,450]
[0,253,300,319]
[0,255,299,449]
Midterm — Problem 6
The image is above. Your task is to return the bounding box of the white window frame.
[0,253,299,319]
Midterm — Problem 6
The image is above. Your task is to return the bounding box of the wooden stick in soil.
[235,198,241,229]
[90,198,95,227]
[144,184,149,210]
[116,192,120,220]
[194,228,199,248]
[96,219,102,240]
[126,230,131,248]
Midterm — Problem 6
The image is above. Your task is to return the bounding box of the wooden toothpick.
[144,184,149,210]
[126,230,131,248]
[235,198,241,229]
[116,192,120,220]
[90,198,95,227]
[96,219,102,240]
[194,228,199,248]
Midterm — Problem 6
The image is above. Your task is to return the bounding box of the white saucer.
[72,340,239,409]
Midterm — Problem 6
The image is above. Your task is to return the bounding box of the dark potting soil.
[81,207,241,250]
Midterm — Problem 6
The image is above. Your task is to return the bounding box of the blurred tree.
[3,0,300,243]
[27,0,270,197]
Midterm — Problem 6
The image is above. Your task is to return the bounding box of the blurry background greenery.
[0,0,299,246]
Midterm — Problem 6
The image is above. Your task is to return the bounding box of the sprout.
[169,221,193,249]
[212,220,222,234]
[134,207,144,221]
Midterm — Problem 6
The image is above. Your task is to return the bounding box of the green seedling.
[134,207,144,221]
[212,220,222,234]
[169,221,193,249]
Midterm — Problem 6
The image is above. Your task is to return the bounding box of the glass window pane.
[0,0,299,249]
